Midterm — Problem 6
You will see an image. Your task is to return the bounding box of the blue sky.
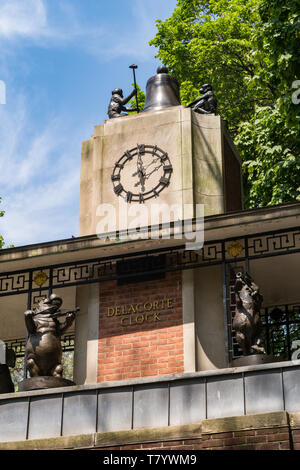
[0,0,177,247]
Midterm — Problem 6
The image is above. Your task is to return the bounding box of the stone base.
[230,355,277,368]
[18,376,75,392]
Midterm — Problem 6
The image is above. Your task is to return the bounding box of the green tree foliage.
[0,197,5,249]
[10,357,25,391]
[128,83,146,114]
[236,0,300,207]
[149,0,300,208]
[0,197,13,249]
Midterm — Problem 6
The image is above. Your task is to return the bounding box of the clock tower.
[79,81,242,237]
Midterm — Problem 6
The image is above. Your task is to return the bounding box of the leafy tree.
[236,0,300,207]
[61,350,75,380]
[149,0,300,207]
[10,357,25,392]
[128,83,145,114]
[236,105,300,207]
[0,197,13,249]
[0,197,5,249]
[149,0,262,131]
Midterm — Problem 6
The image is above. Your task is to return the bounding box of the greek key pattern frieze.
[0,227,299,297]
[248,230,300,257]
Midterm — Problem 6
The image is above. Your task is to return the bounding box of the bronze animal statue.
[24,294,78,378]
[0,343,16,394]
[233,272,266,356]
[187,84,217,115]
[107,87,138,119]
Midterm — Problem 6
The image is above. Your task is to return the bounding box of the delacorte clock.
[111,144,173,203]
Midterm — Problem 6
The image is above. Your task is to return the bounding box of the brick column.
[98,271,183,382]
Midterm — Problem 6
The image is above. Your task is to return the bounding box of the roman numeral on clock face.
[126,191,133,203]
[163,165,172,173]
[114,183,123,195]
[160,176,169,186]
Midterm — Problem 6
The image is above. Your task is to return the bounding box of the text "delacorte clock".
[105,298,174,326]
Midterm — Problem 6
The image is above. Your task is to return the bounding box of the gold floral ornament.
[227,241,244,258]
[33,271,48,287]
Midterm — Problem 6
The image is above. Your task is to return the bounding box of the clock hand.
[143,157,161,171]
[144,162,163,179]
[132,146,143,175]
[134,145,146,191]
[132,156,160,179]
[134,170,146,191]
[134,162,163,189]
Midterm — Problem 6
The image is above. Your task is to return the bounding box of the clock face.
[111,144,173,203]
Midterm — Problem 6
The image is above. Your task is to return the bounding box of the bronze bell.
[143,66,181,112]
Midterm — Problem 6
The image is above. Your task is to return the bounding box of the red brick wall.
[200,427,291,450]
[97,427,292,450]
[291,428,300,450]
[97,271,183,382]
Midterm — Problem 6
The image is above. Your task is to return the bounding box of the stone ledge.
[0,434,95,450]
[0,412,298,450]
[201,411,289,435]
[2,359,299,402]
[288,412,300,429]
[0,423,202,450]
[94,423,202,448]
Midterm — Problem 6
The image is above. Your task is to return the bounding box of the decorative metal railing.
[0,227,299,298]
[0,225,299,366]
[4,334,75,358]
[229,300,300,361]
[261,304,300,360]
[4,335,75,386]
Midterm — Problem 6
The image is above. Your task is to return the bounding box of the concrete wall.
[250,252,300,307]
[0,361,300,445]
[74,284,99,385]
[194,265,226,370]
[192,112,224,215]
[79,106,194,236]
[79,107,242,236]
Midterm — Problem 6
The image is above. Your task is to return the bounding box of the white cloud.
[0,0,178,247]
[0,0,47,39]
[0,98,54,190]
[0,0,177,59]
[0,0,105,49]
[0,0,86,47]
[0,95,83,246]
[2,168,80,245]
